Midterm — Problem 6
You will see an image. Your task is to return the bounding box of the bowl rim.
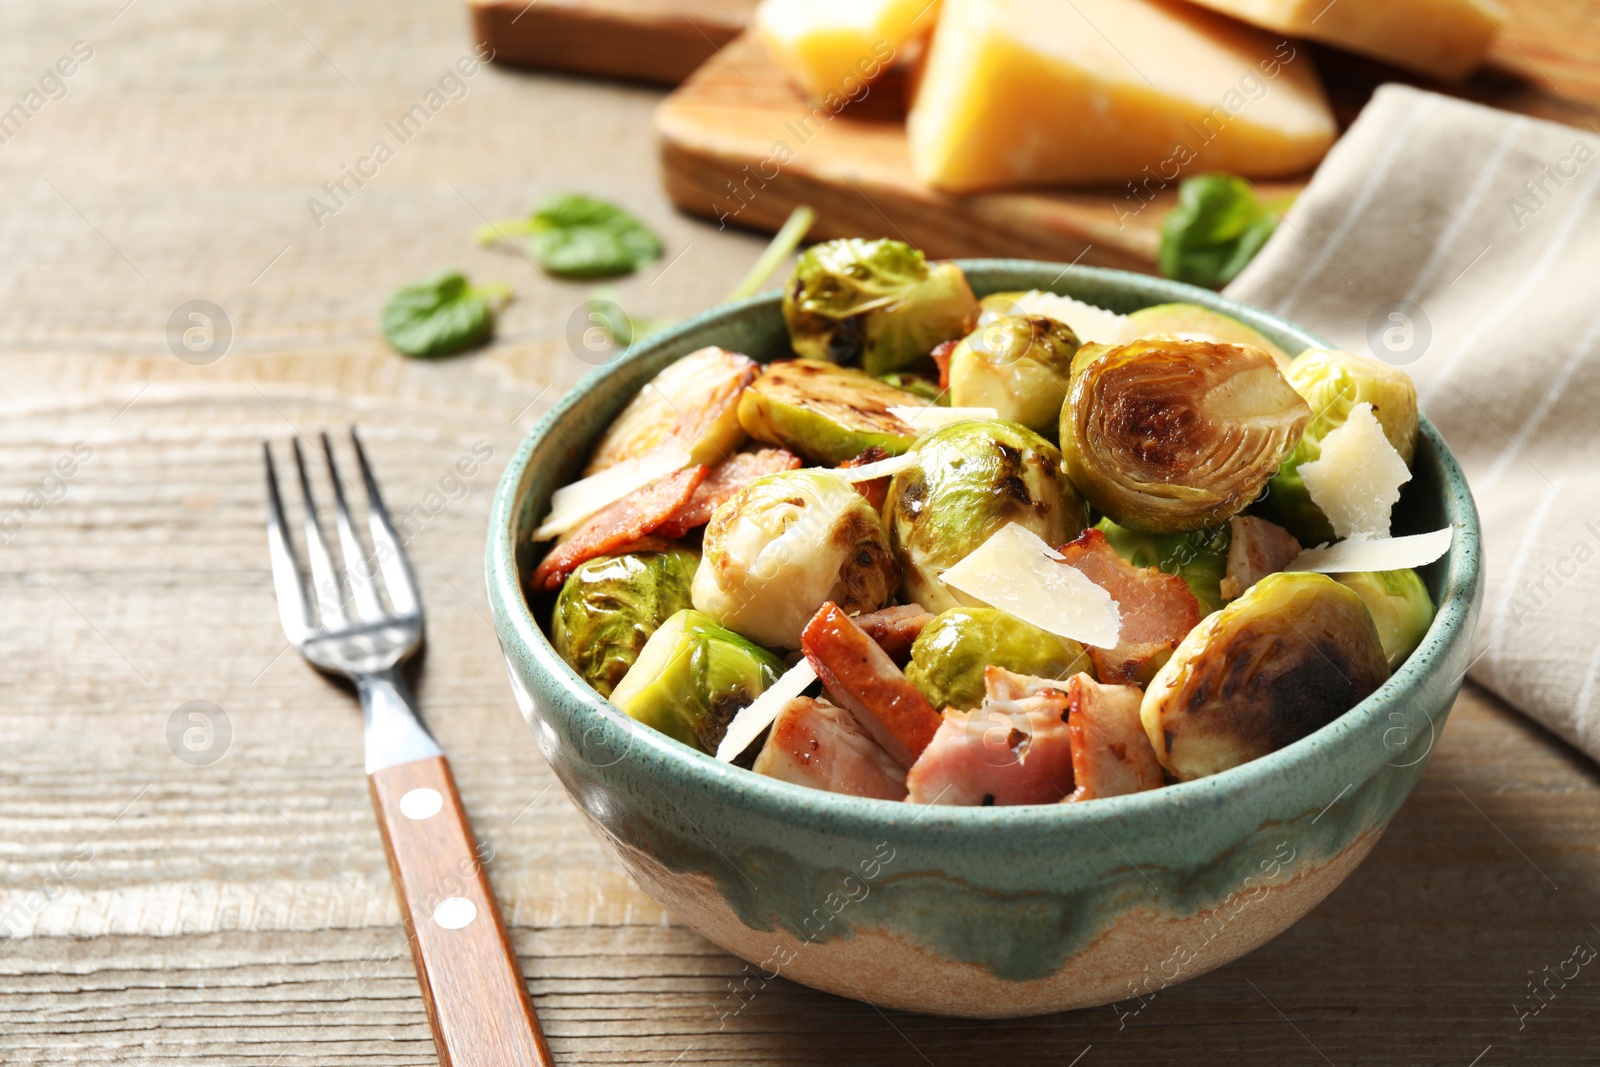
[486,260,1482,834]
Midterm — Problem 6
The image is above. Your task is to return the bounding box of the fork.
[264,429,554,1067]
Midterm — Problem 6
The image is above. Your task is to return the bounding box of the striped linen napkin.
[1226,83,1600,760]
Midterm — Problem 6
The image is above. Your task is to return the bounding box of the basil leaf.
[1158,175,1286,290]
[382,271,508,359]
[476,194,662,279]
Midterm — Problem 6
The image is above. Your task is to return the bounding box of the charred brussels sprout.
[1264,348,1421,544]
[1061,338,1310,534]
[1142,572,1388,781]
[552,547,699,697]
[737,359,923,466]
[906,607,1092,712]
[583,346,756,474]
[885,419,1086,613]
[609,609,786,753]
[1095,517,1231,615]
[948,314,1080,436]
[783,238,978,375]
[1334,569,1434,671]
[692,469,897,649]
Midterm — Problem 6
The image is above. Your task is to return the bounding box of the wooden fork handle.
[369,755,554,1067]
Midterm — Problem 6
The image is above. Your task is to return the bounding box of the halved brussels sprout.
[737,359,922,466]
[691,468,897,649]
[879,372,947,404]
[1334,569,1435,671]
[947,314,1079,436]
[783,238,978,375]
[608,608,785,753]
[1124,303,1290,368]
[552,547,699,697]
[905,606,1093,712]
[884,419,1086,613]
[1264,348,1421,544]
[1061,338,1311,533]
[1142,571,1388,781]
[584,346,757,474]
[1095,517,1232,615]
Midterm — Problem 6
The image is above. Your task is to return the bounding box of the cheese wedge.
[755,0,941,102]
[1181,0,1503,81]
[907,0,1337,191]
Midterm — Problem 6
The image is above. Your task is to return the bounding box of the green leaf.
[477,194,663,279]
[381,271,509,359]
[1158,175,1286,290]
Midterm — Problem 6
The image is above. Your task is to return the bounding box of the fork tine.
[292,437,349,627]
[263,442,313,644]
[350,428,421,618]
[321,432,385,619]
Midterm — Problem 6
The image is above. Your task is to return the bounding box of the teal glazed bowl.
[486,262,1484,1018]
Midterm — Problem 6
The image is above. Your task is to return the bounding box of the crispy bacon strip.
[801,602,940,767]
[654,447,801,539]
[1220,515,1302,601]
[1064,674,1164,802]
[530,465,707,591]
[906,667,1076,806]
[850,603,933,664]
[753,697,908,800]
[930,339,958,391]
[840,446,894,510]
[1059,528,1202,686]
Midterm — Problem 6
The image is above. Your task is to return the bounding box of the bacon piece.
[905,667,1075,806]
[530,466,707,591]
[753,697,908,800]
[801,602,940,767]
[1063,674,1164,802]
[1220,515,1302,601]
[1058,528,1202,686]
[654,447,802,539]
[930,339,957,391]
[850,604,934,664]
[840,446,893,510]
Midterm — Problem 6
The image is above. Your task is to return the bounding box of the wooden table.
[2,2,1597,1064]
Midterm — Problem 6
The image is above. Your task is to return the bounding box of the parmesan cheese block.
[755,0,940,102]
[1181,0,1503,81]
[907,0,1337,191]
[1291,529,1454,574]
[940,523,1122,649]
[1299,402,1410,540]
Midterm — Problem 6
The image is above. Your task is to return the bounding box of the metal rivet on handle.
[399,787,444,820]
[433,897,477,930]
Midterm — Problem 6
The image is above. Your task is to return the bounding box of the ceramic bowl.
[486,262,1483,1018]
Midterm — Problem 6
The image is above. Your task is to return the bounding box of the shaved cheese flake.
[887,405,1000,433]
[941,523,1121,648]
[534,445,692,541]
[834,453,919,482]
[1290,529,1454,574]
[1001,291,1134,346]
[716,658,817,763]
[1299,402,1410,539]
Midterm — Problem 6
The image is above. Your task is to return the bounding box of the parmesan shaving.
[1290,529,1453,574]
[887,405,1000,432]
[834,453,918,482]
[533,445,692,541]
[940,523,1121,648]
[1000,291,1134,346]
[716,658,817,762]
[1299,402,1410,539]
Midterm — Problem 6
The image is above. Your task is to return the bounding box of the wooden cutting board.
[471,0,757,85]
[655,18,1600,270]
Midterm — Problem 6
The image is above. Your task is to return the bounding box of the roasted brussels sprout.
[783,238,978,375]
[1334,569,1435,671]
[737,359,922,466]
[1095,517,1232,615]
[583,346,757,474]
[879,372,947,404]
[1264,348,1420,544]
[1061,338,1311,533]
[1124,303,1290,368]
[691,468,897,649]
[884,419,1087,613]
[905,607,1093,712]
[947,314,1079,436]
[608,609,786,753]
[552,547,699,697]
[1142,572,1388,781]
